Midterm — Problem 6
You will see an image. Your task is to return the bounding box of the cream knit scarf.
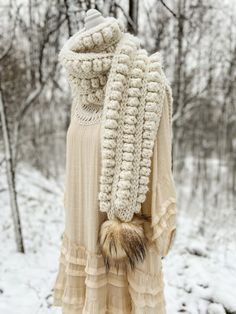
[59,17,170,270]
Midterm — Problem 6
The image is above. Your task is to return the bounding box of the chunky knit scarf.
[59,17,170,271]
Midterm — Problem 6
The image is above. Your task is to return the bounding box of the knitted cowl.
[59,17,172,271]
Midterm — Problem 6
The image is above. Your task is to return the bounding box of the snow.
[0,161,236,314]
[164,213,236,313]
[0,163,63,314]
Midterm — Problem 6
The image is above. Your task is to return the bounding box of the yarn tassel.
[98,213,151,272]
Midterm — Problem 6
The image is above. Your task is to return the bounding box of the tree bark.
[128,0,139,35]
[0,90,25,253]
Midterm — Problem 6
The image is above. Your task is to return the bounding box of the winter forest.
[0,0,236,313]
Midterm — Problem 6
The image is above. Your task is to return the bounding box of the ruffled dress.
[52,16,177,314]
[52,90,177,314]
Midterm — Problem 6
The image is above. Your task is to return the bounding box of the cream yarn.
[59,17,124,124]
[58,17,171,223]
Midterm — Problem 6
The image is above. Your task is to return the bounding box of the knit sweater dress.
[52,17,177,314]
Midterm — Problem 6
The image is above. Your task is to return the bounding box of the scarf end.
[98,213,151,272]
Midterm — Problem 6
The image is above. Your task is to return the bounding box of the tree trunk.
[0,90,25,253]
[128,0,139,35]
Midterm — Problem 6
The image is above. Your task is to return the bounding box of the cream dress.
[52,90,177,314]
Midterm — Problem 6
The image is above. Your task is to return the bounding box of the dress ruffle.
[53,233,166,314]
[152,197,177,256]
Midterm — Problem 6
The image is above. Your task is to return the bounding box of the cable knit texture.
[59,17,170,223]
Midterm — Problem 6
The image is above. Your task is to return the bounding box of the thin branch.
[159,0,177,18]
[114,2,137,32]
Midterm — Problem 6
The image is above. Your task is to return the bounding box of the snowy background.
[1,158,236,314]
[0,0,236,313]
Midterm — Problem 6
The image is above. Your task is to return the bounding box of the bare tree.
[0,89,24,253]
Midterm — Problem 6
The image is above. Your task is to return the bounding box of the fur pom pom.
[98,213,151,272]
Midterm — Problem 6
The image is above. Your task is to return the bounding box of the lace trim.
[73,101,103,125]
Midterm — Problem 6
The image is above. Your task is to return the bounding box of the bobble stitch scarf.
[58,17,172,271]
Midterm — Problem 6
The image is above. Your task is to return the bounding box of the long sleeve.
[142,85,177,257]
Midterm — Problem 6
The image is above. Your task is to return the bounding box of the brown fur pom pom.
[98,213,151,272]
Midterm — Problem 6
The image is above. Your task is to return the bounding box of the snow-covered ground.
[164,213,236,314]
[0,163,64,314]
[0,161,235,314]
